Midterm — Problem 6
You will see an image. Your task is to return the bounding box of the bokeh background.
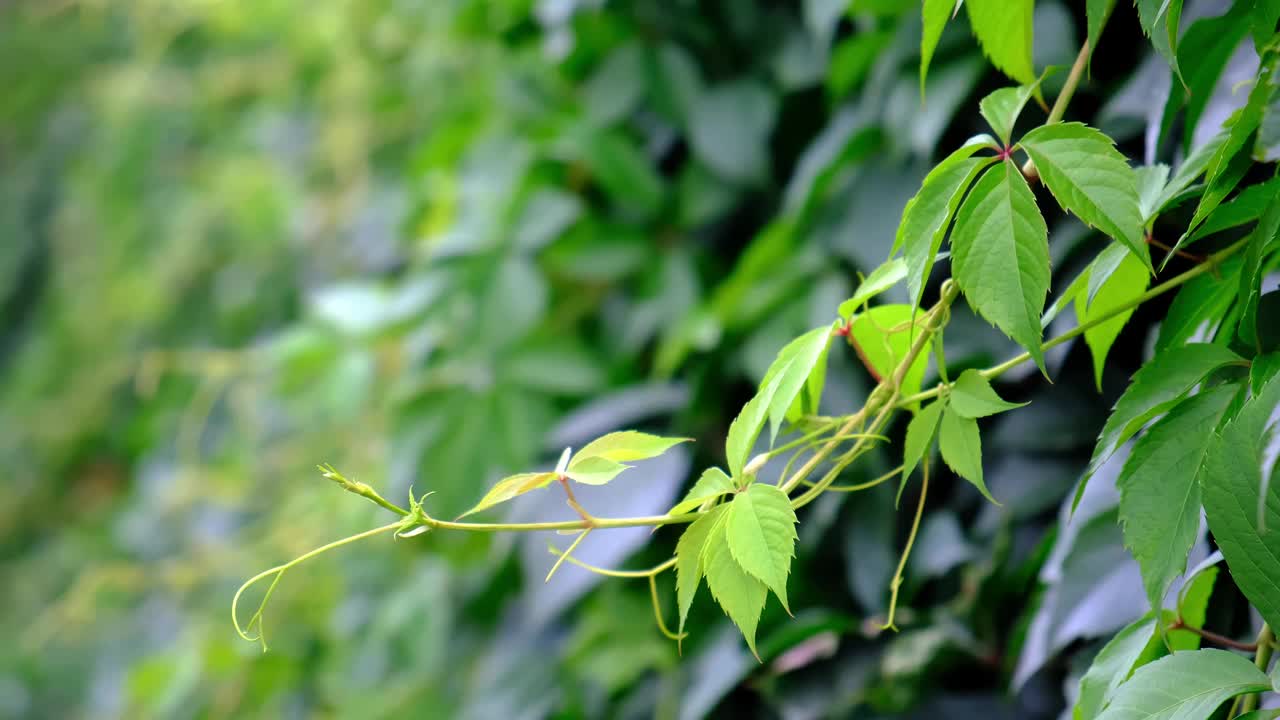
[0,1,1266,718]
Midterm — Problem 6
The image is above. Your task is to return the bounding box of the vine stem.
[881,456,929,631]
[1238,623,1275,714]
[1022,40,1090,180]
[896,237,1249,409]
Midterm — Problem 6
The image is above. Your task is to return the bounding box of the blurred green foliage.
[1,0,1273,718]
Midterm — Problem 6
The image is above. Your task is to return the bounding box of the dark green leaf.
[1095,649,1271,720]
[979,83,1041,147]
[903,400,944,481]
[966,0,1036,86]
[1237,194,1280,347]
[1073,614,1157,720]
[1117,386,1235,608]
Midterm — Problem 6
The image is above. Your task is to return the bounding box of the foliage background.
[0,0,1271,718]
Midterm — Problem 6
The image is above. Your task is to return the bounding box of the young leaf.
[570,431,691,467]
[979,82,1041,147]
[702,509,768,659]
[896,139,999,308]
[847,304,932,403]
[1072,614,1158,720]
[1117,385,1235,610]
[725,483,799,611]
[939,404,998,504]
[903,400,944,480]
[676,505,725,640]
[949,369,1026,418]
[757,325,833,442]
[965,0,1035,87]
[950,159,1051,373]
[1082,343,1244,487]
[564,455,631,485]
[1200,376,1280,631]
[1018,123,1150,270]
[838,258,907,319]
[458,472,559,518]
[669,467,735,516]
[726,370,788,478]
[1077,245,1152,389]
[1095,649,1272,720]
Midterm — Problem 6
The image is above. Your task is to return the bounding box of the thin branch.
[1168,619,1259,653]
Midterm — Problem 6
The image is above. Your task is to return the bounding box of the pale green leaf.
[1019,123,1151,270]
[564,455,631,485]
[669,467,736,516]
[1077,245,1152,389]
[1095,649,1271,720]
[1137,0,1185,82]
[725,483,799,611]
[838,258,907,319]
[676,505,725,640]
[896,139,999,308]
[1200,376,1280,631]
[847,304,931,405]
[949,369,1026,418]
[1117,386,1235,609]
[726,369,788,478]
[965,0,1035,87]
[702,509,768,659]
[950,159,1051,373]
[939,404,997,504]
[978,82,1040,147]
[570,431,691,467]
[458,472,559,518]
[1082,343,1243,486]
[758,325,833,441]
[1072,614,1157,720]
[1134,164,1170,224]
[903,400,944,480]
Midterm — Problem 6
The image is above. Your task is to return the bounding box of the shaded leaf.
[847,305,931,404]
[838,258,907,319]
[1072,614,1157,720]
[758,325,833,441]
[1096,649,1271,720]
[903,400,944,480]
[1077,245,1152,389]
[1117,386,1235,609]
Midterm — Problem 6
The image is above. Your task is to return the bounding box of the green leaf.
[920,0,955,94]
[1117,386,1235,609]
[676,505,725,640]
[1153,133,1225,214]
[570,431,691,466]
[726,370,788,478]
[1073,614,1157,720]
[582,130,665,218]
[1202,59,1277,190]
[950,369,1026,418]
[689,82,778,185]
[979,83,1041,147]
[669,467,736,516]
[896,138,999,308]
[965,0,1035,87]
[939,404,997,504]
[564,455,631,485]
[1165,4,1254,153]
[1137,0,1185,82]
[1173,563,1218,651]
[1018,123,1151,270]
[725,483,799,611]
[903,400,944,483]
[1169,146,1255,263]
[1086,0,1117,69]
[1185,176,1280,246]
[1077,245,1152,389]
[1095,649,1272,720]
[847,305,932,404]
[1082,343,1244,486]
[702,509,768,659]
[458,471,559,518]
[1237,194,1280,348]
[950,159,1051,373]
[1200,376,1280,631]
[757,325,833,441]
[1154,255,1243,354]
[1134,164,1170,224]
[838,258,907,319]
